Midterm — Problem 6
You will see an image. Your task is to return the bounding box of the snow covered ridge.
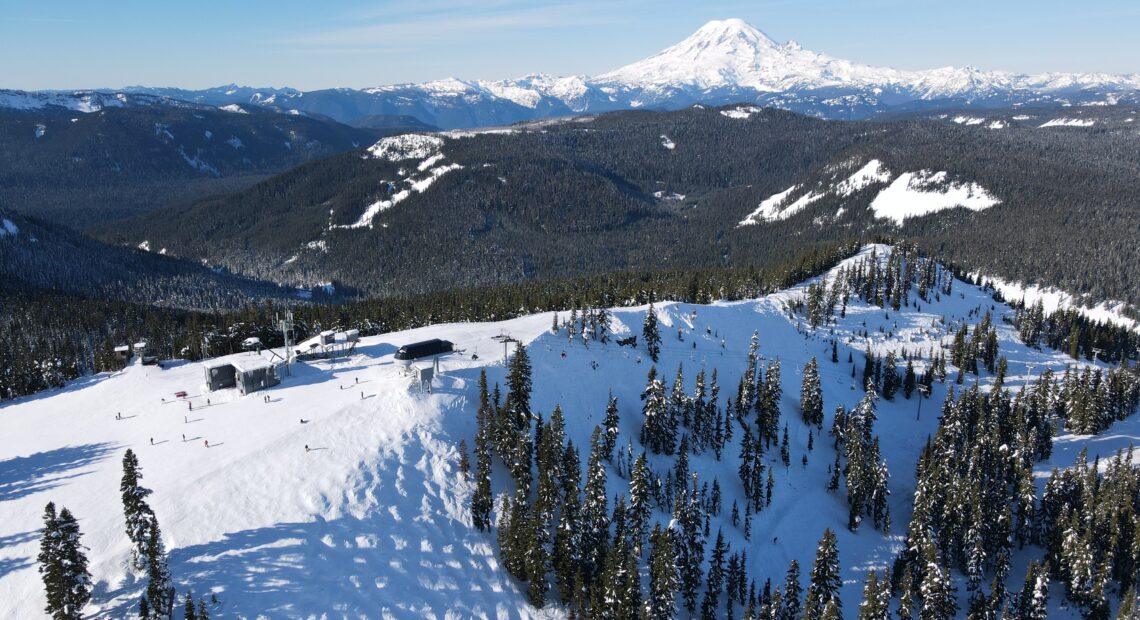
[366,133,444,161]
[1039,117,1096,128]
[972,273,1138,331]
[869,170,999,225]
[739,159,998,226]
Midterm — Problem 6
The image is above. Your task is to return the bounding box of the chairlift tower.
[278,311,295,377]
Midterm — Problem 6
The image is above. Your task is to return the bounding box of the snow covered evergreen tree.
[120,448,156,570]
[804,529,842,620]
[643,304,661,363]
[38,502,92,620]
[801,357,823,427]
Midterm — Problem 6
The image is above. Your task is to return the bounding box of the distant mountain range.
[4,19,1138,128]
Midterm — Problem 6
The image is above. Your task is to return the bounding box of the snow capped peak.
[597,18,789,90]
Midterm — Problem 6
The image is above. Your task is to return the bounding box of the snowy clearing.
[720,106,763,119]
[869,170,999,224]
[1038,117,1096,128]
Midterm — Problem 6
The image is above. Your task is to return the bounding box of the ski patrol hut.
[204,356,280,395]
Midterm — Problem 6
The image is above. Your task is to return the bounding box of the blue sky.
[2,0,1138,90]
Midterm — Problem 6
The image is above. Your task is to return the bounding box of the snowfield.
[0,245,1135,618]
[869,170,999,224]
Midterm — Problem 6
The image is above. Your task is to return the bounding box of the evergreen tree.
[643,304,661,363]
[918,542,957,620]
[903,360,917,400]
[801,357,824,427]
[777,559,802,620]
[184,592,197,620]
[38,502,93,620]
[640,367,675,455]
[138,520,174,618]
[804,529,842,620]
[471,371,494,531]
[882,352,899,401]
[120,449,156,570]
[628,453,651,556]
[581,427,610,586]
[856,570,889,620]
[602,392,620,462]
[701,530,727,620]
[646,524,679,620]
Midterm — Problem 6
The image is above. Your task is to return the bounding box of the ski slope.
[0,245,1135,618]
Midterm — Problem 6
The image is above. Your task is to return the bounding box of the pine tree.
[553,442,582,604]
[882,352,899,401]
[777,559,802,620]
[801,357,824,427]
[184,592,197,620]
[52,508,91,620]
[903,360,916,400]
[780,425,791,469]
[856,570,889,620]
[646,524,679,620]
[38,502,65,617]
[918,542,957,620]
[197,598,210,620]
[640,367,675,455]
[120,449,156,570]
[471,373,494,531]
[700,530,727,620]
[581,427,610,586]
[804,529,842,620]
[144,522,175,617]
[602,392,620,462]
[628,453,651,556]
[39,502,92,620]
[643,304,661,363]
[1012,561,1049,620]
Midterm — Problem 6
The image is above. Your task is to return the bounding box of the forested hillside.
[0,104,377,227]
[100,105,1140,308]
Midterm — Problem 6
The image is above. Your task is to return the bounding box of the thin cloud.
[279,1,627,49]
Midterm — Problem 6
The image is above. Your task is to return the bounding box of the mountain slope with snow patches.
[0,245,1134,617]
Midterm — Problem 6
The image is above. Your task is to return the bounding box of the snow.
[366,134,443,162]
[225,136,244,149]
[337,158,463,229]
[137,240,151,251]
[1038,117,1096,128]
[952,115,985,125]
[869,170,1000,224]
[740,159,891,225]
[34,124,46,139]
[660,134,675,150]
[834,159,891,197]
[739,184,800,225]
[218,104,248,114]
[1012,115,1033,120]
[0,218,18,237]
[971,273,1137,331]
[720,105,762,119]
[986,120,1007,129]
[0,245,1130,618]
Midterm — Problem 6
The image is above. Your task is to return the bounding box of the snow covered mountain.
[1,245,1136,617]
[19,18,1135,128]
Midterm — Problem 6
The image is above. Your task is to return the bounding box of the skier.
[305,445,310,453]
[204,440,210,448]
[184,415,188,424]
[300,418,308,424]
[149,437,154,445]
[182,434,185,442]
